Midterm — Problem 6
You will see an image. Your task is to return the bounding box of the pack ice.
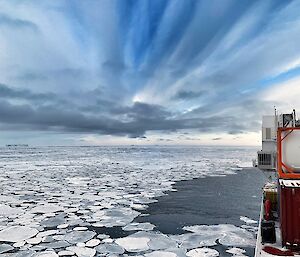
[0,146,255,256]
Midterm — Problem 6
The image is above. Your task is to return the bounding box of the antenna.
[274,106,278,130]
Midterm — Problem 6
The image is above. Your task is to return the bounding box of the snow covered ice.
[0,146,257,256]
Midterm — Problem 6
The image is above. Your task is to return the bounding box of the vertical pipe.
[277,128,282,177]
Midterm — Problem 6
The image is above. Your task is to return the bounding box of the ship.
[255,109,300,257]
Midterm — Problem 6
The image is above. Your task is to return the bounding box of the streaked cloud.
[0,0,299,145]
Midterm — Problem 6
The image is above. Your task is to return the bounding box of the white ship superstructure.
[255,110,300,257]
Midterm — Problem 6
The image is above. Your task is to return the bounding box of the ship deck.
[255,199,300,257]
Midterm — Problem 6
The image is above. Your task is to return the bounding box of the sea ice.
[33,251,59,257]
[0,146,256,256]
[13,241,26,247]
[170,233,217,249]
[240,216,257,224]
[226,247,246,255]
[0,226,39,242]
[38,240,70,249]
[144,251,178,257]
[66,246,96,257]
[37,230,58,237]
[85,239,101,247]
[58,250,75,256]
[115,237,150,252]
[123,222,155,231]
[183,224,255,247]
[102,238,114,243]
[0,204,22,216]
[92,207,139,227]
[57,224,69,229]
[26,237,42,244]
[63,231,96,244]
[95,243,125,254]
[186,248,219,257]
[73,227,88,231]
[0,243,14,254]
[31,204,63,214]
[41,214,66,228]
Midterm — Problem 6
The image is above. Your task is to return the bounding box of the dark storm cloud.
[0,85,261,137]
[0,84,56,101]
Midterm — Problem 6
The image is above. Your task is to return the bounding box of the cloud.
[0,84,265,138]
[0,13,38,31]
[0,1,299,145]
[0,83,56,101]
[172,90,204,100]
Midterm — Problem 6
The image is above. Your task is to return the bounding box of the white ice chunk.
[183,224,255,247]
[92,207,139,228]
[57,224,69,229]
[240,216,257,224]
[33,251,59,257]
[85,239,101,247]
[0,226,38,242]
[115,237,150,252]
[31,204,63,214]
[170,233,216,249]
[0,243,14,254]
[145,251,178,257]
[13,241,26,247]
[130,203,148,210]
[63,231,96,244]
[123,222,155,231]
[66,246,96,257]
[26,237,42,245]
[95,243,125,254]
[73,227,88,231]
[37,230,58,237]
[58,250,75,256]
[0,204,22,216]
[226,247,247,256]
[186,248,219,257]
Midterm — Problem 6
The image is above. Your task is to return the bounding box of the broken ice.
[0,146,255,256]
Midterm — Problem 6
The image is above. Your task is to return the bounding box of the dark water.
[136,168,267,256]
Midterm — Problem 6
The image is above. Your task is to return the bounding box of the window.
[265,128,271,140]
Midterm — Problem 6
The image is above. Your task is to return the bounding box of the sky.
[0,0,300,146]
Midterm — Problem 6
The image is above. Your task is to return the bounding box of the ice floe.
[85,239,100,247]
[66,246,96,257]
[31,204,63,214]
[122,222,155,231]
[186,247,219,257]
[240,216,257,224]
[0,243,14,254]
[58,250,75,256]
[226,247,247,255]
[95,243,125,254]
[33,251,59,257]
[63,231,96,244]
[145,251,178,257]
[183,224,255,247]
[0,226,39,242]
[115,237,150,252]
[0,204,22,216]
